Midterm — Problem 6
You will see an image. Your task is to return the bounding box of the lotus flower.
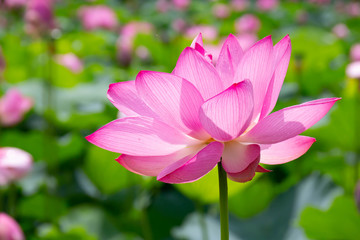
[78,5,118,31]
[55,53,83,74]
[235,14,261,34]
[0,213,25,240]
[0,88,33,127]
[4,0,27,8]
[86,34,339,183]
[24,0,55,36]
[0,147,33,186]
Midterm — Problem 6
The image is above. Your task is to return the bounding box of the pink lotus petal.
[136,71,209,140]
[216,34,244,88]
[86,116,200,156]
[242,98,340,144]
[190,33,213,63]
[55,53,83,74]
[107,81,158,118]
[227,155,260,183]
[199,80,254,142]
[0,213,25,240]
[222,141,260,173]
[157,141,224,183]
[260,35,291,119]
[256,165,271,172]
[259,135,316,164]
[172,47,224,99]
[0,147,33,186]
[234,36,274,122]
[117,145,203,176]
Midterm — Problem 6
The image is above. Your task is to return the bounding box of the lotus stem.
[218,161,229,240]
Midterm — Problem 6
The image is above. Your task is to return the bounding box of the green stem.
[218,161,229,240]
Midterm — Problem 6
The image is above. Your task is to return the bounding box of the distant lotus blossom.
[185,25,218,41]
[156,0,170,13]
[346,2,360,17]
[172,18,187,33]
[231,0,249,11]
[212,3,230,19]
[0,213,25,240]
[332,24,349,39]
[346,61,360,79]
[87,33,339,183]
[25,0,55,36]
[0,147,33,186]
[55,53,83,74]
[117,22,153,66]
[256,0,278,11]
[356,181,360,212]
[4,0,27,8]
[350,44,360,62]
[78,5,118,31]
[172,0,190,10]
[0,46,5,75]
[0,88,33,127]
[235,14,261,34]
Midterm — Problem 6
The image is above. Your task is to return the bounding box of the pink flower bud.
[231,0,249,11]
[332,23,349,39]
[78,5,118,31]
[350,44,360,62]
[172,0,190,10]
[4,0,27,8]
[346,2,360,17]
[256,0,278,11]
[0,147,33,186]
[346,61,360,79]
[235,14,261,34]
[156,0,170,13]
[0,46,5,74]
[212,3,230,19]
[0,89,33,127]
[185,25,218,41]
[172,18,187,33]
[0,213,25,240]
[25,0,55,36]
[55,53,83,74]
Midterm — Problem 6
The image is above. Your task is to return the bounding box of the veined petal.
[260,135,316,164]
[216,34,244,88]
[116,145,202,176]
[199,80,254,142]
[157,142,224,184]
[190,33,213,62]
[241,98,340,144]
[85,116,200,156]
[234,36,274,122]
[260,35,292,119]
[221,141,260,173]
[107,81,157,118]
[172,47,223,100]
[136,71,209,140]
[190,33,203,49]
[227,156,260,183]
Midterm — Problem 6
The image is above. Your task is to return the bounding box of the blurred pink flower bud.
[235,14,261,34]
[4,0,27,8]
[332,23,349,39]
[156,0,170,13]
[346,61,360,79]
[185,25,218,41]
[350,44,360,62]
[0,89,33,127]
[231,0,249,11]
[0,213,25,240]
[237,32,258,50]
[296,10,309,25]
[78,5,118,31]
[0,46,5,74]
[55,53,83,74]
[0,147,33,186]
[172,0,190,10]
[346,2,360,17]
[172,18,187,32]
[212,3,230,19]
[256,0,278,11]
[117,22,153,66]
[25,0,55,36]
[355,181,360,212]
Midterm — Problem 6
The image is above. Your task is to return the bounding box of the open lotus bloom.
[0,213,25,240]
[86,34,339,183]
[78,5,118,31]
[0,88,33,127]
[0,147,33,186]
